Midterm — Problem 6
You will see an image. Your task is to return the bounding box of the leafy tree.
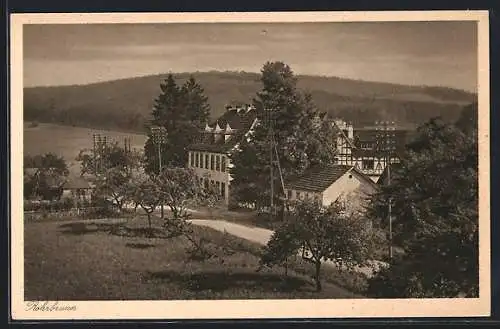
[76,141,142,212]
[156,167,201,222]
[130,172,162,231]
[366,113,478,297]
[455,102,477,135]
[24,153,69,200]
[156,167,223,259]
[76,141,136,178]
[144,75,211,172]
[260,200,378,292]
[230,61,337,211]
[94,167,134,212]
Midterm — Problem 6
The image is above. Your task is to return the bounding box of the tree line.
[23,61,479,297]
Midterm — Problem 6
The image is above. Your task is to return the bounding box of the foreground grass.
[25,216,363,300]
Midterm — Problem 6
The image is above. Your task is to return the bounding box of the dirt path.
[189,219,388,278]
[189,219,273,245]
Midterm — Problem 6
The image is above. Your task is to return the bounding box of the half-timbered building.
[331,118,413,182]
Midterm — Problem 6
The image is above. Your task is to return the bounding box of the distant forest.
[24,71,477,133]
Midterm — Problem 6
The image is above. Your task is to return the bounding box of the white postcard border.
[10,10,491,320]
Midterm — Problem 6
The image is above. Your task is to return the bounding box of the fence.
[24,206,113,222]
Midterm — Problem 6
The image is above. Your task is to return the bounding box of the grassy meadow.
[23,122,147,175]
[24,216,365,300]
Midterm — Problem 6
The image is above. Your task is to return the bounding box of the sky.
[23,21,478,92]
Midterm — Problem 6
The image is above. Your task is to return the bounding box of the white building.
[187,105,258,205]
[284,164,378,214]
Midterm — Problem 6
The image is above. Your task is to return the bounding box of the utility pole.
[151,126,167,219]
[93,133,108,177]
[376,121,396,260]
[265,108,275,216]
[265,108,286,218]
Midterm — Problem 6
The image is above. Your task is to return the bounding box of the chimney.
[347,122,354,139]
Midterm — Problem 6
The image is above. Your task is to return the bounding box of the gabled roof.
[285,165,353,193]
[63,176,92,189]
[188,108,258,154]
[377,162,404,185]
[24,168,38,176]
[207,107,257,130]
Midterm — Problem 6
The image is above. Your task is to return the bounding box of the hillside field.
[24,71,477,133]
[23,122,147,175]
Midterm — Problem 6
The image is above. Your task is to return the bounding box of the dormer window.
[224,123,233,142]
[214,122,223,142]
[214,122,223,133]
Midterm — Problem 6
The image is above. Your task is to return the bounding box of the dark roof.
[63,176,92,189]
[285,165,353,193]
[208,108,256,130]
[188,108,257,153]
[24,168,38,176]
[377,163,404,185]
[353,129,416,156]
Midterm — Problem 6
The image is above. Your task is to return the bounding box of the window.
[205,154,209,169]
[195,153,199,167]
[210,154,215,170]
[287,190,292,199]
[216,181,220,193]
[221,156,226,172]
[296,192,301,200]
[221,182,226,197]
[362,159,375,170]
[216,155,220,171]
[190,153,194,167]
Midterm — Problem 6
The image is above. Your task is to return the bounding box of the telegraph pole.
[151,126,167,219]
[265,108,286,217]
[265,108,275,216]
[376,121,396,260]
[93,133,108,177]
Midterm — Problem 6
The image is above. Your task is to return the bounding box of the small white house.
[284,165,378,215]
[62,176,93,202]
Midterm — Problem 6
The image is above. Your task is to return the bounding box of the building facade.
[187,105,258,205]
[331,119,412,182]
[284,164,378,215]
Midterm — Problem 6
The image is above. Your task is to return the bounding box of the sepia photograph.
[10,11,490,319]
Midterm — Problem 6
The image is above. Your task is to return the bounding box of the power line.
[376,121,396,260]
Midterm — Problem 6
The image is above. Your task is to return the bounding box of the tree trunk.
[314,261,322,292]
[147,213,152,230]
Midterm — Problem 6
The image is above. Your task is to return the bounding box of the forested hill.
[24,71,477,133]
